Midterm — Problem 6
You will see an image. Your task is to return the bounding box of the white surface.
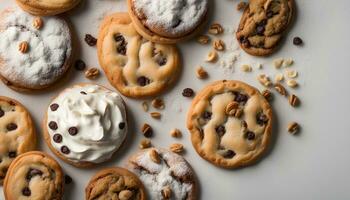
[1,0,350,199]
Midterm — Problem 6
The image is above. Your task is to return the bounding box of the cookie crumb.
[150,112,161,119]
[213,39,225,51]
[208,23,224,35]
[206,50,218,63]
[287,122,300,134]
[286,70,298,78]
[18,41,29,54]
[170,129,182,138]
[257,63,263,69]
[139,139,152,149]
[197,35,210,44]
[151,98,165,110]
[169,143,184,154]
[85,34,97,46]
[85,68,100,79]
[274,58,284,69]
[141,123,153,138]
[287,79,298,88]
[237,1,248,11]
[289,94,300,107]
[241,64,252,72]
[149,149,161,164]
[196,66,208,79]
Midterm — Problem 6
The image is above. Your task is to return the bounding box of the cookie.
[0,7,73,92]
[0,96,36,185]
[187,80,273,168]
[15,0,81,16]
[127,0,208,44]
[3,151,63,200]
[236,0,294,56]
[97,13,180,98]
[43,83,128,168]
[86,167,146,200]
[128,148,197,200]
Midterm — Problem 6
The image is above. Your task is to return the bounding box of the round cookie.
[85,167,146,200]
[236,0,294,56]
[43,83,128,168]
[127,0,208,44]
[128,148,196,200]
[0,7,73,92]
[3,151,63,200]
[15,0,81,16]
[0,96,36,185]
[187,80,273,168]
[97,13,180,98]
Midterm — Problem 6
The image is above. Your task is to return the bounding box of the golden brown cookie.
[15,0,81,16]
[127,0,208,44]
[187,80,273,168]
[236,0,294,56]
[4,151,63,200]
[97,13,180,98]
[85,167,146,200]
[0,96,36,185]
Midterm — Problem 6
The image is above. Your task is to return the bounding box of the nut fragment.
[169,143,184,154]
[197,35,210,44]
[241,64,252,72]
[119,190,133,200]
[208,23,224,35]
[85,68,100,79]
[142,101,149,112]
[237,1,248,11]
[225,101,239,115]
[257,63,263,69]
[286,70,298,78]
[262,89,273,101]
[18,41,29,53]
[287,122,300,134]
[289,94,300,107]
[150,112,161,119]
[283,58,294,67]
[274,83,287,96]
[196,66,208,79]
[275,73,284,82]
[287,79,298,88]
[206,50,218,63]
[141,123,153,137]
[257,74,272,87]
[149,149,161,164]
[170,129,182,138]
[161,186,172,199]
[151,98,165,110]
[274,58,284,69]
[139,139,151,149]
[213,39,225,51]
[33,17,43,29]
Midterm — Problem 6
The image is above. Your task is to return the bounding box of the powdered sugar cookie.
[0,7,72,92]
[187,80,273,168]
[0,96,37,185]
[98,13,180,98]
[128,148,197,200]
[43,83,128,168]
[128,0,208,44]
[15,0,81,16]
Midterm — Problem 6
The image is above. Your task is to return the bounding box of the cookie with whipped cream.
[128,148,197,200]
[98,13,180,98]
[0,7,72,92]
[15,0,81,16]
[86,167,146,200]
[43,83,128,168]
[187,80,273,168]
[4,151,63,200]
[127,0,208,44]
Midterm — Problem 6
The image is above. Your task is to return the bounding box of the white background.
[1,0,350,199]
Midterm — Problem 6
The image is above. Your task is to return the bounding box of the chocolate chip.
[68,127,78,136]
[223,150,236,158]
[117,45,127,55]
[203,111,212,120]
[8,151,16,158]
[256,112,268,125]
[50,103,59,111]
[65,175,73,184]
[22,187,31,196]
[0,107,4,118]
[240,37,251,47]
[245,131,255,140]
[267,10,274,18]
[26,168,43,180]
[234,92,248,104]
[6,123,17,131]
[61,146,70,154]
[215,125,226,137]
[182,88,194,97]
[293,37,303,46]
[156,56,167,66]
[48,121,58,130]
[119,122,125,129]
[85,34,97,46]
[53,134,62,143]
[114,33,124,42]
[80,91,87,95]
[256,24,265,36]
[137,76,150,86]
[74,59,86,71]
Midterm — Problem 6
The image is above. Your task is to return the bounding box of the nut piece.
[169,143,184,154]
[287,79,298,88]
[141,123,153,137]
[225,101,239,115]
[197,35,210,44]
[237,1,248,11]
[139,139,151,149]
[283,58,294,67]
[287,122,300,135]
[149,149,161,164]
[150,112,161,119]
[213,39,225,51]
[206,50,218,63]
[33,17,43,29]
[152,98,165,110]
[142,101,149,112]
[196,66,208,79]
[286,70,298,78]
[289,94,300,107]
[274,58,284,69]
[257,74,272,87]
[85,68,100,79]
[119,190,133,200]
[241,64,252,72]
[170,129,182,138]
[257,63,263,70]
[161,186,172,199]
[275,73,284,82]
[274,83,287,96]
[262,89,272,101]
[208,23,224,35]
[18,41,29,53]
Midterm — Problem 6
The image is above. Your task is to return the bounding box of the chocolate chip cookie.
[187,80,273,168]
[97,13,180,98]
[236,0,294,56]
[86,167,146,200]
[0,96,36,184]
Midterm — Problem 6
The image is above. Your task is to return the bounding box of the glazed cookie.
[3,151,63,200]
[187,80,273,168]
[0,96,36,184]
[15,0,81,16]
[43,84,128,167]
[128,148,196,200]
[86,167,146,200]
[0,7,72,92]
[236,0,294,56]
[127,0,208,44]
[97,13,180,98]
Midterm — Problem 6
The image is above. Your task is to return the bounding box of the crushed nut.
[287,122,300,134]
[213,39,225,51]
[274,58,284,69]
[141,123,153,137]
[197,35,210,44]
[196,66,208,79]
[170,143,184,154]
[149,149,161,164]
[142,101,149,112]
[262,89,273,101]
[287,79,298,88]
[208,23,224,35]
[206,50,218,63]
[286,70,298,78]
[151,98,165,110]
[161,186,172,199]
[18,41,29,53]
[33,17,43,29]
[139,139,151,149]
[274,83,287,96]
[170,129,182,138]
[150,112,161,119]
[119,190,133,200]
[257,74,272,87]
[283,58,294,67]
[275,73,284,82]
[289,94,300,107]
[241,64,252,72]
[225,101,239,115]
[237,1,248,11]
[85,68,100,79]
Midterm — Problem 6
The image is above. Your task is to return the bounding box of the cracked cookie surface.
[187,80,272,168]
[236,0,294,56]
[15,0,81,16]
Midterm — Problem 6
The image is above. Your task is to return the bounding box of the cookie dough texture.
[187,80,273,168]
[97,13,180,98]
[86,167,146,200]
[15,0,81,16]
[4,151,63,200]
[236,0,294,56]
[0,7,72,92]
[0,96,36,185]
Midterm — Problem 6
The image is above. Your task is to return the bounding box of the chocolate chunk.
[48,121,58,130]
[68,127,78,136]
[26,168,43,180]
[53,134,62,143]
[256,112,268,125]
[22,187,31,196]
[256,24,265,36]
[8,151,16,158]
[85,34,97,46]
[74,59,86,71]
[61,146,70,154]
[137,76,150,86]
[64,175,73,184]
[203,111,212,120]
[267,10,274,18]
[240,37,251,47]
[222,150,236,158]
[50,103,59,111]
[182,88,194,97]
[114,33,124,42]
[6,123,17,131]
[80,91,87,95]
[0,107,4,118]
[293,37,303,46]
[245,131,255,140]
[117,45,127,55]
[215,125,226,137]
[119,122,126,129]
[155,56,167,66]
[234,92,248,104]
